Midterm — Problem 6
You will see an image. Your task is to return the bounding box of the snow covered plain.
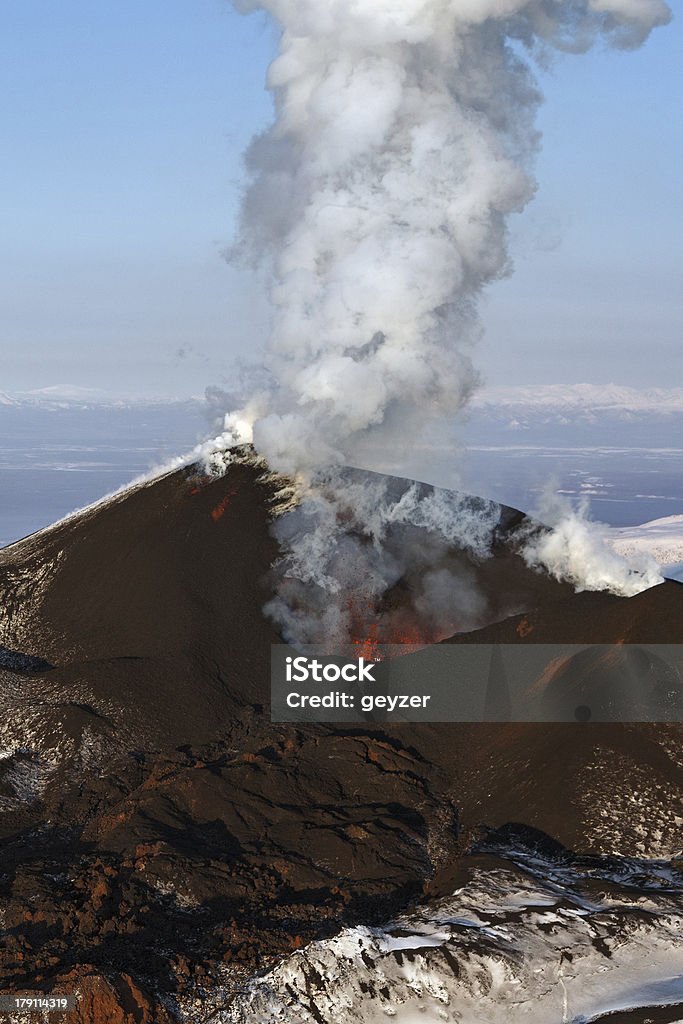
[609,516,683,584]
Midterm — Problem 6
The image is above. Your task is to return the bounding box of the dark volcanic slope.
[446,579,683,645]
[0,458,281,696]
[0,452,579,816]
[0,453,681,1022]
[436,556,683,859]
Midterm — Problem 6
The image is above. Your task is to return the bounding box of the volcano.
[0,451,681,1023]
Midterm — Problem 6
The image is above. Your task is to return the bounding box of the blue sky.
[1,1,680,398]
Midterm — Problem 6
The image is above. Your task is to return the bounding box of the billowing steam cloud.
[214,0,670,644]
[226,0,669,475]
[521,490,663,597]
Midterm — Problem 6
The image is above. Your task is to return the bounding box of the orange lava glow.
[352,621,381,661]
[347,597,447,659]
[210,487,239,522]
[186,474,214,498]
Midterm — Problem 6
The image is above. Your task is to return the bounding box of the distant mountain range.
[3,381,682,471]
[471,384,683,425]
[463,384,683,449]
[4,382,683,417]
[0,386,203,410]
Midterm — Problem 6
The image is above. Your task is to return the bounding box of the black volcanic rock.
[0,452,680,1021]
[0,644,53,674]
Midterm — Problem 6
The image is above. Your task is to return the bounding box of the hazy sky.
[1,0,680,399]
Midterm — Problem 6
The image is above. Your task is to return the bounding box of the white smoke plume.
[520,490,664,597]
[225,0,669,478]
[215,0,670,643]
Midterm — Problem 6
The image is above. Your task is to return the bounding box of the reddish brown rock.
[54,970,172,1024]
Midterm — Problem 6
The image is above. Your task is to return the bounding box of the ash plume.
[214,0,670,643]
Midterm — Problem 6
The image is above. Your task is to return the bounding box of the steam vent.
[0,450,681,1022]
